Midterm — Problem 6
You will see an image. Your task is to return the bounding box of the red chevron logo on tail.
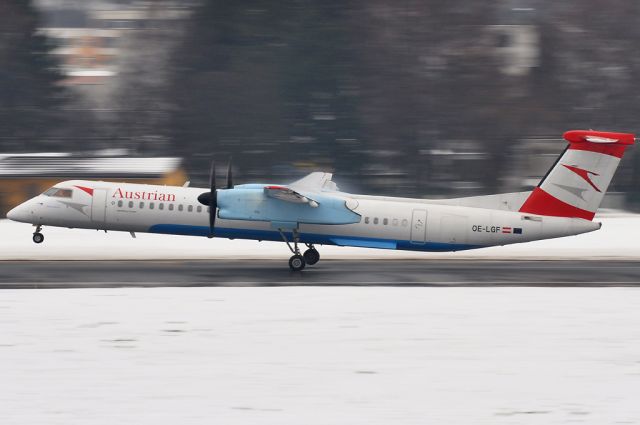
[562,164,601,192]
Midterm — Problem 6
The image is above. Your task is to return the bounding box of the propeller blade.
[196,159,217,237]
[197,159,217,206]
[210,160,216,192]
[226,157,233,189]
[208,190,216,238]
[208,160,216,237]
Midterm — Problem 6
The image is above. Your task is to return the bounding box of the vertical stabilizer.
[519,130,635,220]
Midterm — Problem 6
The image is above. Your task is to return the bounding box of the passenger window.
[178,204,183,212]
[117,200,123,207]
[139,202,145,209]
[373,218,379,225]
[169,204,174,211]
[364,217,370,224]
[383,218,388,225]
[159,203,164,210]
[188,205,193,212]
[392,218,398,226]
[197,206,202,213]
[128,201,133,208]
[401,219,408,227]
[150,202,155,210]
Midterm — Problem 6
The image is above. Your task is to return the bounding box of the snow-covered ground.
[1,287,639,425]
[1,212,639,260]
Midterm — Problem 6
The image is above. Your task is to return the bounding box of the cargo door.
[440,214,468,245]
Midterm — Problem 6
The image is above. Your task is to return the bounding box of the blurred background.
[2,0,640,216]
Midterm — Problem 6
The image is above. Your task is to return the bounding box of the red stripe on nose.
[74,185,94,196]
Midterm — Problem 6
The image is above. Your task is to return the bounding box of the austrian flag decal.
[502,227,523,234]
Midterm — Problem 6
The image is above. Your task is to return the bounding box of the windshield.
[43,187,73,198]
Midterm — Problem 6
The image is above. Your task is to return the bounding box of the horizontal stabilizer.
[564,130,634,145]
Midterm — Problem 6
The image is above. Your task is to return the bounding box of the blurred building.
[37,0,191,86]
[33,0,194,153]
[0,152,186,216]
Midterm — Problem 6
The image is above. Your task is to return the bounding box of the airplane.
[6,130,635,271]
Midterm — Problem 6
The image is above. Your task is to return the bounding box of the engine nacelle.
[216,188,360,225]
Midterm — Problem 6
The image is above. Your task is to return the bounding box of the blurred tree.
[279,2,363,179]
[169,0,289,182]
[167,0,640,197]
[111,1,190,154]
[0,0,67,152]
[169,0,364,184]
[356,1,519,195]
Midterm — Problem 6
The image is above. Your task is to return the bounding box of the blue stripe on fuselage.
[148,223,483,252]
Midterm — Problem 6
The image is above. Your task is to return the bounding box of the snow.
[1,213,640,260]
[1,287,639,424]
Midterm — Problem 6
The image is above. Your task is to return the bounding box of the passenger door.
[91,189,107,224]
[410,209,427,244]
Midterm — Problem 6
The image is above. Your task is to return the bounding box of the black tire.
[289,254,306,271]
[32,232,44,244]
[303,248,320,266]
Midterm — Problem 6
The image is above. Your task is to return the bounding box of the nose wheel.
[278,229,320,271]
[32,226,44,244]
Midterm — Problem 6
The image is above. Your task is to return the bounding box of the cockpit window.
[43,187,73,198]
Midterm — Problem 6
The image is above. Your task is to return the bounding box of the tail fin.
[519,130,635,220]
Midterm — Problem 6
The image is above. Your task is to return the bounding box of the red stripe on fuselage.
[519,187,595,220]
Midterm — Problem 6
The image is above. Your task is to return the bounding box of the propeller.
[226,157,233,189]
[197,158,233,238]
[197,161,217,238]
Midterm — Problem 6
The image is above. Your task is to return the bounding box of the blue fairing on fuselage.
[148,224,483,252]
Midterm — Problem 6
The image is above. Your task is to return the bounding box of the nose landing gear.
[278,229,320,271]
[32,225,44,244]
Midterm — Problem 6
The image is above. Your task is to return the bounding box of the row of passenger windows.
[116,200,208,213]
[363,217,409,227]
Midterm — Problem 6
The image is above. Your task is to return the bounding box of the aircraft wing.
[289,172,338,192]
[264,185,320,207]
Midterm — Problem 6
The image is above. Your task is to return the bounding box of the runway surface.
[1,259,640,288]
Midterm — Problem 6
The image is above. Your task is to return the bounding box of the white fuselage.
[7,180,600,252]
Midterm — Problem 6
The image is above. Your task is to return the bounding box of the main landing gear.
[32,225,44,244]
[303,245,320,265]
[278,229,320,271]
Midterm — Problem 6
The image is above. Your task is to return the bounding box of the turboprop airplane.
[6,130,635,270]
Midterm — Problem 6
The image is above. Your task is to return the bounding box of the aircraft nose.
[6,203,28,222]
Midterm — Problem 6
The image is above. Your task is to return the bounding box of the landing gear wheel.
[32,232,44,244]
[303,248,320,266]
[289,254,306,271]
